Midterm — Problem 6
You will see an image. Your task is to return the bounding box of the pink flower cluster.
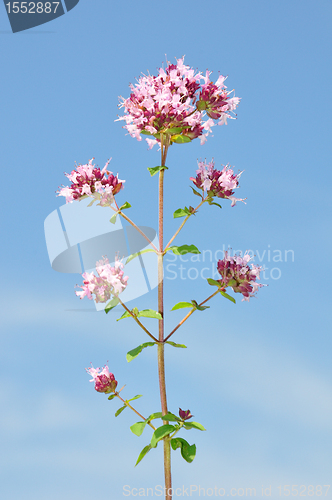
[118,57,240,149]
[86,364,118,394]
[191,160,246,206]
[57,158,124,206]
[217,251,264,301]
[76,256,128,303]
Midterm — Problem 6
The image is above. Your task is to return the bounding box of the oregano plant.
[56,57,265,500]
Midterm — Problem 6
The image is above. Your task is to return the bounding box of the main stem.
[157,136,172,500]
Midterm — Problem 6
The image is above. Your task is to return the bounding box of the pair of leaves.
[113,394,142,418]
[109,201,131,224]
[126,340,187,363]
[136,434,197,466]
[134,415,205,466]
[173,206,194,218]
[117,308,162,322]
[207,278,236,304]
[171,300,209,312]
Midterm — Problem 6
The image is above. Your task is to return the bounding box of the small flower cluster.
[217,251,264,301]
[86,364,118,393]
[76,256,128,303]
[57,158,124,206]
[118,58,240,149]
[191,160,246,206]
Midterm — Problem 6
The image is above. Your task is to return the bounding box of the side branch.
[115,393,156,430]
[118,297,159,343]
[164,198,206,251]
[164,289,220,342]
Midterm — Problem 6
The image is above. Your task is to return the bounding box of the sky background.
[1,1,332,499]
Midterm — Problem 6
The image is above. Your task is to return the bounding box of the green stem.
[164,198,206,251]
[164,289,220,342]
[114,393,156,430]
[110,203,159,253]
[119,210,159,252]
[157,134,172,500]
[118,297,158,343]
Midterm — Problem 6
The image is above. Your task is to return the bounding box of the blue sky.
[1,1,332,499]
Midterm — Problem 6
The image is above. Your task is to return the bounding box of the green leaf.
[171,301,194,311]
[162,412,181,422]
[108,394,116,401]
[173,207,191,218]
[119,201,131,210]
[151,425,176,448]
[105,296,120,313]
[220,289,236,304]
[207,278,221,287]
[126,249,156,264]
[140,130,152,136]
[195,304,210,311]
[109,213,118,224]
[127,395,143,403]
[119,308,162,321]
[209,201,222,209]
[130,421,147,437]
[165,341,187,349]
[172,134,192,144]
[147,166,168,176]
[171,437,196,463]
[137,309,162,320]
[165,127,186,135]
[183,421,206,431]
[191,300,209,311]
[146,412,163,422]
[135,444,152,466]
[115,405,127,417]
[190,186,203,198]
[117,310,132,321]
[87,198,97,207]
[126,342,156,362]
[168,244,200,255]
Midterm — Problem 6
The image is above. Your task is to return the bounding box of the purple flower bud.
[179,408,193,420]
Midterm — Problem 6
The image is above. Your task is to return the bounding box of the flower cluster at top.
[118,57,240,149]
[76,256,128,303]
[217,251,264,301]
[86,364,118,394]
[191,160,246,206]
[57,158,124,206]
